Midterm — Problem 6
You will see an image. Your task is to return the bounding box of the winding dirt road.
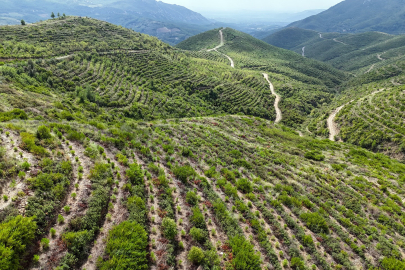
[333,38,347,45]
[366,64,376,74]
[263,73,282,124]
[327,105,345,141]
[302,46,305,57]
[207,28,235,68]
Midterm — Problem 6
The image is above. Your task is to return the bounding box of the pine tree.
[51,12,55,19]
[20,20,26,25]
[57,12,60,18]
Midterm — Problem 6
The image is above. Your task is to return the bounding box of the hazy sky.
[160,0,344,12]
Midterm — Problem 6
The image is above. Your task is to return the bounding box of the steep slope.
[177,27,350,127]
[288,0,405,34]
[264,27,405,73]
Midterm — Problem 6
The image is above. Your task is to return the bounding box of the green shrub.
[36,126,52,140]
[233,159,252,169]
[62,230,93,258]
[229,150,242,159]
[161,217,177,240]
[0,216,37,270]
[190,206,206,229]
[41,238,50,249]
[20,132,49,156]
[173,165,195,183]
[236,178,253,193]
[188,246,205,265]
[116,153,128,166]
[50,228,56,238]
[189,227,206,243]
[84,144,99,159]
[229,236,261,270]
[379,257,405,270]
[126,163,144,186]
[33,254,40,263]
[290,257,305,270]
[186,191,198,206]
[300,212,329,234]
[57,214,65,224]
[97,221,148,270]
[302,235,314,247]
[0,109,28,122]
[127,196,146,226]
[181,147,193,157]
[304,151,325,161]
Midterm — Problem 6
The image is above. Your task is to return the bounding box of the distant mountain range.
[0,0,215,45]
[288,0,405,34]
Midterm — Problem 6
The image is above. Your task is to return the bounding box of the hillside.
[263,27,405,73]
[177,28,350,126]
[0,0,213,45]
[1,16,405,270]
[2,97,405,270]
[288,0,405,34]
[306,58,405,159]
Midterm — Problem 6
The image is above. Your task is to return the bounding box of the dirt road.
[207,28,235,68]
[263,73,282,124]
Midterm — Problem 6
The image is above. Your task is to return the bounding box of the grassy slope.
[0,17,405,270]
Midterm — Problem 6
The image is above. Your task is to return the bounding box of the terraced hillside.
[307,59,405,159]
[2,16,405,270]
[2,114,405,269]
[0,18,348,127]
[263,27,405,74]
[177,28,349,127]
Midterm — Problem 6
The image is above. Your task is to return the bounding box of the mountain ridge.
[288,0,405,34]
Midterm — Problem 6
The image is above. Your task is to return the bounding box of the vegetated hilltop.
[263,27,405,74]
[307,58,405,160]
[0,18,348,127]
[1,0,215,45]
[288,0,405,34]
[177,27,350,127]
[1,16,405,270]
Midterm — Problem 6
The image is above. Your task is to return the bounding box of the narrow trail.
[327,105,345,141]
[262,73,282,124]
[302,46,305,57]
[366,64,376,73]
[377,53,384,61]
[207,28,235,68]
[333,38,347,45]
[319,33,323,38]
